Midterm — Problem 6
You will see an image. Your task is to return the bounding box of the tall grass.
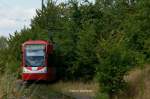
[0,70,74,99]
[116,64,150,99]
[0,71,38,99]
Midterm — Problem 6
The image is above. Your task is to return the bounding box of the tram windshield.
[25,44,45,67]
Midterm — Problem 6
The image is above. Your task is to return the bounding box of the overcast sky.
[0,0,94,37]
[0,0,42,37]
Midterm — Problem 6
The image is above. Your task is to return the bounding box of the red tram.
[21,40,55,81]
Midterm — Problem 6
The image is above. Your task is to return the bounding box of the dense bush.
[96,34,144,98]
[0,0,149,98]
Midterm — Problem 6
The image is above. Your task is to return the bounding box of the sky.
[0,0,42,37]
[0,0,94,37]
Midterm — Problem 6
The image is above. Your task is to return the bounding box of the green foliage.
[123,0,150,61]
[71,22,97,80]
[0,36,7,49]
[95,92,109,99]
[96,33,144,97]
[0,36,8,73]
[144,38,150,62]
[0,0,149,98]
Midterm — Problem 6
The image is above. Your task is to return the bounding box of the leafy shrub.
[96,34,144,98]
[144,38,150,62]
[95,92,109,99]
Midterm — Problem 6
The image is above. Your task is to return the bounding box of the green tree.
[72,22,97,80]
[96,33,143,99]
[0,36,8,73]
[0,36,7,49]
[120,0,150,61]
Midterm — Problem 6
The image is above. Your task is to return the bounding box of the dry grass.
[118,64,150,99]
[0,71,98,99]
[49,81,99,97]
[0,72,34,99]
[1,64,150,99]
[0,72,73,99]
[0,72,18,99]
